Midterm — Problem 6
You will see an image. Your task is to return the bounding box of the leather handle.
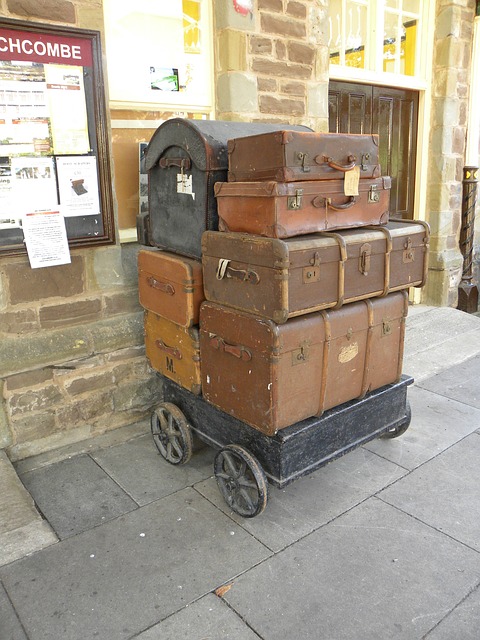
[147,276,175,295]
[216,259,260,285]
[155,339,182,360]
[209,336,252,361]
[159,157,191,170]
[312,195,357,210]
[315,154,356,172]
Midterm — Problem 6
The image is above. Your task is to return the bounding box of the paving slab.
[0,451,57,567]
[403,307,480,382]
[424,584,480,639]
[417,354,480,410]
[196,447,406,552]
[13,420,150,474]
[0,487,271,640]
[221,498,480,640]
[92,434,215,506]
[0,582,28,640]
[133,593,261,639]
[365,385,480,470]
[19,454,138,539]
[379,432,480,551]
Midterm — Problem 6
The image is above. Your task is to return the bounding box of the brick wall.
[213,0,329,131]
[0,1,159,459]
[423,0,476,306]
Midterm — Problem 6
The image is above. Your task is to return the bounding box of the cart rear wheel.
[151,403,193,465]
[381,399,412,439]
[214,445,268,518]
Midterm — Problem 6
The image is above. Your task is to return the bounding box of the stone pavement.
[1,304,480,640]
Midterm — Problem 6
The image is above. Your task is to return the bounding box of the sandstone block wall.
[0,1,159,459]
[424,0,477,306]
[213,0,330,131]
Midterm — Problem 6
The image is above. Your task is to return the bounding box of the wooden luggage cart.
[150,374,413,518]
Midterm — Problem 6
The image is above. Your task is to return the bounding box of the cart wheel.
[214,445,268,518]
[381,400,412,439]
[151,403,193,465]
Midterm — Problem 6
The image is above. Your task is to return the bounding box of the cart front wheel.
[151,403,193,465]
[382,400,412,439]
[214,445,268,518]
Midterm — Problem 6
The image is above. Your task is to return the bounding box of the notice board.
[0,19,115,255]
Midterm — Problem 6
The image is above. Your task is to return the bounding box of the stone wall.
[423,0,476,306]
[0,1,159,459]
[213,0,329,131]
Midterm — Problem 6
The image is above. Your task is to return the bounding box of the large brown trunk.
[199,291,408,435]
[202,220,429,324]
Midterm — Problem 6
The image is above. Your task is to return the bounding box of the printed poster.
[56,155,100,216]
[22,209,71,268]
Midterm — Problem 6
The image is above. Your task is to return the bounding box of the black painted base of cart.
[151,374,413,517]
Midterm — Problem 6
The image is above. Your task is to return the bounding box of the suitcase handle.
[316,155,357,172]
[312,195,357,210]
[155,339,182,360]
[209,336,252,361]
[216,259,260,285]
[147,276,175,296]
[159,157,192,171]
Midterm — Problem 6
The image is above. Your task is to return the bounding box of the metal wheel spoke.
[238,488,255,513]
[170,437,183,459]
[215,471,232,481]
[223,451,240,478]
[237,477,258,490]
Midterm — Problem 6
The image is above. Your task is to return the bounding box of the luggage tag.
[344,165,360,196]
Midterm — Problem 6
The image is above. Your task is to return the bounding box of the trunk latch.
[287,188,304,210]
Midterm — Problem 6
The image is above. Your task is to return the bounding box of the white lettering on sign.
[0,36,82,61]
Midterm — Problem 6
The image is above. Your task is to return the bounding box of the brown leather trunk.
[199,292,408,435]
[138,249,204,327]
[202,219,429,324]
[227,130,380,182]
[144,311,201,395]
[214,177,391,238]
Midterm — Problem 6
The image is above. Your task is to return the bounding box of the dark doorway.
[328,81,418,220]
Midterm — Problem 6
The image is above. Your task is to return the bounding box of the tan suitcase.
[144,311,201,395]
[214,177,391,238]
[199,292,408,435]
[138,249,204,327]
[202,219,429,323]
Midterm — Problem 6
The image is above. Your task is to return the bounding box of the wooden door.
[328,81,418,220]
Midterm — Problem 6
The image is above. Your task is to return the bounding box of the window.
[329,0,425,85]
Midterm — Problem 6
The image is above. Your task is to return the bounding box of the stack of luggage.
[138,118,429,437]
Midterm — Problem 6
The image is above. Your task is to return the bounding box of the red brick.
[258,0,283,11]
[6,368,53,392]
[280,81,306,96]
[11,411,57,444]
[258,78,278,92]
[286,1,307,19]
[0,308,37,333]
[64,371,114,396]
[39,298,102,329]
[252,57,312,79]
[261,14,306,38]
[259,95,305,116]
[6,256,84,304]
[288,42,315,65]
[8,385,63,415]
[249,36,272,55]
[275,40,287,60]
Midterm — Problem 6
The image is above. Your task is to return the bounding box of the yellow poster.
[44,64,90,155]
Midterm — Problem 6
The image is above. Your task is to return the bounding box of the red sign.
[0,28,92,66]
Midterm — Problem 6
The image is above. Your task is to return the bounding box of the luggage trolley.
[150,374,413,518]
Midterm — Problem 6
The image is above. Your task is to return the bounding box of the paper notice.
[344,165,360,196]
[22,210,71,268]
